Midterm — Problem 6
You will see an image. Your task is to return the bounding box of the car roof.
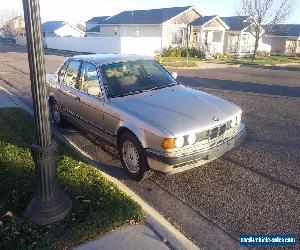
[72,54,152,65]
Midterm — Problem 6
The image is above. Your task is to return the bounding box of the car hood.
[110,85,241,136]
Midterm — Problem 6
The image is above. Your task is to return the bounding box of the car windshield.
[101,59,177,98]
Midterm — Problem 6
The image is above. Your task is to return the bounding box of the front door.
[75,61,111,141]
[56,59,81,122]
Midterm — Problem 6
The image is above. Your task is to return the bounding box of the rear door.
[56,59,81,122]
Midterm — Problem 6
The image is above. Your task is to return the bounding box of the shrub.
[256,51,270,57]
[162,46,182,57]
[181,47,206,59]
[214,52,233,60]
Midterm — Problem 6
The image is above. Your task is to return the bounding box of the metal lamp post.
[22,0,71,224]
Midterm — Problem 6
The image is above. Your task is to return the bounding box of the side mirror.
[87,86,100,96]
[172,72,177,79]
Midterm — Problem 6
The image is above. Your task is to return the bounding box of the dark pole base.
[26,189,72,225]
[26,141,72,225]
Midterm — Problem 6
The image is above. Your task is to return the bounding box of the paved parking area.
[0,44,299,249]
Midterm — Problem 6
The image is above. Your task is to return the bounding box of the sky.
[1,0,300,24]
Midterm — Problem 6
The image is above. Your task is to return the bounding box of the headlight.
[188,133,196,145]
[236,113,242,125]
[175,136,185,148]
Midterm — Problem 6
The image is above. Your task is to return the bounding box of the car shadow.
[177,76,300,97]
[54,124,134,181]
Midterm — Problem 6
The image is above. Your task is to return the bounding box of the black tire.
[118,131,152,181]
[50,99,66,127]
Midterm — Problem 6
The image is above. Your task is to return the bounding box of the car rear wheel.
[119,131,152,181]
[50,99,65,127]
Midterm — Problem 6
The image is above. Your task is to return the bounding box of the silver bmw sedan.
[47,54,246,181]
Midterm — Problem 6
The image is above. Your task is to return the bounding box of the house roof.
[264,24,300,37]
[190,15,217,26]
[42,21,65,32]
[86,16,110,24]
[220,16,250,31]
[86,25,100,33]
[101,6,193,25]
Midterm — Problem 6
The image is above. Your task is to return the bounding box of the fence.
[43,36,162,56]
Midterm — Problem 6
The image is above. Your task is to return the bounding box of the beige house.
[190,15,229,56]
[262,24,300,55]
[220,16,267,56]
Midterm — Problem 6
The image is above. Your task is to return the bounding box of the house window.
[212,31,222,43]
[114,28,118,36]
[134,27,140,37]
[192,30,199,43]
[286,39,297,53]
[171,29,183,45]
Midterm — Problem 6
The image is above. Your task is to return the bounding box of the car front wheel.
[119,132,152,181]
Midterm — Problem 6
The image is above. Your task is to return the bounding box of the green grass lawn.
[157,55,300,67]
[156,56,203,67]
[0,108,143,250]
[221,55,300,66]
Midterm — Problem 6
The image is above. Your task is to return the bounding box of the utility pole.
[22,0,71,224]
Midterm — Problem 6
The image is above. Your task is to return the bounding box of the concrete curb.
[0,84,200,250]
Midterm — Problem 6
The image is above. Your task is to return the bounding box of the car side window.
[63,60,81,87]
[58,61,69,83]
[79,62,101,95]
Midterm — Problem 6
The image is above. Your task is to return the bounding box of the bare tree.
[237,0,293,60]
[0,9,24,37]
[75,23,86,32]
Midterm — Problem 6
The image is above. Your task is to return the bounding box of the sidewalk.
[0,89,18,108]
[0,85,198,250]
[76,225,169,250]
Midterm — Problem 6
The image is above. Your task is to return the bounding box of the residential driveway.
[0,44,299,249]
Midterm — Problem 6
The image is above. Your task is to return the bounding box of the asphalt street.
[0,44,299,249]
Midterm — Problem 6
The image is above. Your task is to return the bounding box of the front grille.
[196,130,209,142]
[194,120,233,144]
[219,124,227,136]
[210,127,219,139]
[209,121,232,141]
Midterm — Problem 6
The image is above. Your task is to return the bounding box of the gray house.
[263,24,300,54]
[86,6,201,49]
[85,16,110,36]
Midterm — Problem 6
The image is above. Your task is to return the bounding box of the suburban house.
[38,6,277,56]
[86,6,201,50]
[42,21,85,37]
[190,15,229,56]
[262,24,300,54]
[220,16,268,56]
[85,16,110,36]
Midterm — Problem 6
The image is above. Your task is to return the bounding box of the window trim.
[78,60,103,97]
[58,60,70,83]
[61,59,82,88]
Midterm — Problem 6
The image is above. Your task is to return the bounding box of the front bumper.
[145,123,246,175]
